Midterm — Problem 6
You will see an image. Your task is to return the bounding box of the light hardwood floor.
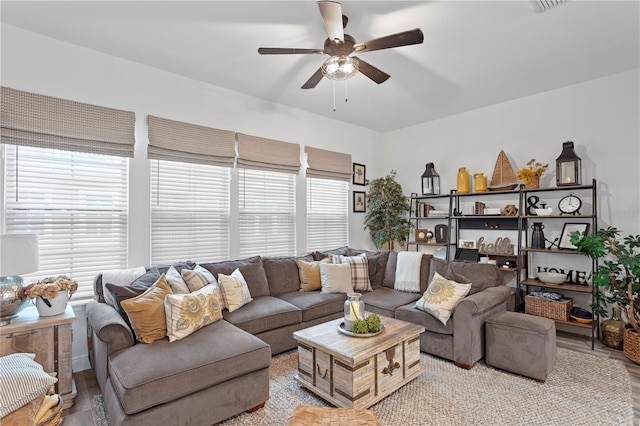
[61,331,640,426]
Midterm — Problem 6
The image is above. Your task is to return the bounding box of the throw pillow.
[0,353,58,418]
[164,284,223,342]
[165,266,190,294]
[332,253,372,292]
[105,267,162,316]
[319,263,353,294]
[218,268,253,312]
[182,265,216,292]
[100,266,146,307]
[414,272,472,325]
[120,274,173,343]
[296,257,331,292]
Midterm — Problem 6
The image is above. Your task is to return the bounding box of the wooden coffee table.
[293,315,425,409]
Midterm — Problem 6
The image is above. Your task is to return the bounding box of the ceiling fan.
[258,1,424,89]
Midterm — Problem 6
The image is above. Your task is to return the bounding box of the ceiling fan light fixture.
[322,55,359,80]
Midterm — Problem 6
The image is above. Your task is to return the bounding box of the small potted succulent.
[21,275,78,316]
[516,159,549,189]
[571,227,640,363]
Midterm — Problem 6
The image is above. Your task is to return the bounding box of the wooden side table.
[0,305,77,408]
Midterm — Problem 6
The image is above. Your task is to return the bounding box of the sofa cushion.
[218,269,253,312]
[108,320,270,415]
[347,249,389,288]
[312,246,349,260]
[319,263,353,294]
[382,251,398,289]
[120,275,173,344]
[395,303,454,335]
[332,254,373,292]
[203,256,270,297]
[361,287,422,318]
[414,272,472,325]
[164,284,223,342]
[447,262,503,295]
[0,353,58,418]
[276,291,347,322]
[296,257,331,292]
[222,296,301,335]
[262,256,303,296]
[181,265,216,292]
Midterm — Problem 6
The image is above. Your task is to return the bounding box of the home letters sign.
[536,266,588,285]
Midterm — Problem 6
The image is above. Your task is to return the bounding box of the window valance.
[147,115,236,167]
[237,133,300,174]
[305,146,352,181]
[1,87,135,158]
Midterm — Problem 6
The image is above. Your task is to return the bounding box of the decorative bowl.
[338,322,385,338]
[537,272,566,284]
[533,207,553,216]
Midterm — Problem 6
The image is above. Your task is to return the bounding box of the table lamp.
[0,234,40,325]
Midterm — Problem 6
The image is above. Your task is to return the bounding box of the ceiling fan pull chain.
[344,80,349,104]
[333,79,336,111]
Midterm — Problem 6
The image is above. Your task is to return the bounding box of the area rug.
[93,347,633,425]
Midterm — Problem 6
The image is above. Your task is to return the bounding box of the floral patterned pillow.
[164,284,223,342]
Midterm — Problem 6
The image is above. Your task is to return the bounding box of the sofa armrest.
[450,286,511,368]
[86,301,135,354]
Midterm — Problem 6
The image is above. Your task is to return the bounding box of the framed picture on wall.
[353,191,366,213]
[353,163,366,185]
[558,223,590,250]
[458,239,477,249]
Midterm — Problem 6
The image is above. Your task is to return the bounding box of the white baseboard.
[74,355,92,372]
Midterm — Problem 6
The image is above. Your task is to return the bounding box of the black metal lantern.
[421,163,440,195]
[555,141,582,186]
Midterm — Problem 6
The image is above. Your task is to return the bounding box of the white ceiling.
[1,1,639,132]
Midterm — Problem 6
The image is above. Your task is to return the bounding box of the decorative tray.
[570,314,593,324]
[338,322,385,338]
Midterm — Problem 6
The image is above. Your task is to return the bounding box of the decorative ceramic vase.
[601,307,625,350]
[473,173,487,193]
[0,276,29,325]
[35,290,69,317]
[623,325,640,365]
[344,293,365,332]
[457,167,470,194]
[526,175,540,189]
[531,222,546,249]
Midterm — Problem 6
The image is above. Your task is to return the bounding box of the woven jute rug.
[93,347,633,425]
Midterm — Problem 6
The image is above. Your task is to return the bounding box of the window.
[306,177,349,251]
[151,159,230,265]
[3,145,128,301]
[238,168,296,257]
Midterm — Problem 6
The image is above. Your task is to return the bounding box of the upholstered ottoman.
[485,311,556,381]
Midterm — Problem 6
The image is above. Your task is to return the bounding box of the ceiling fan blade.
[258,48,324,55]
[353,57,390,84]
[301,67,325,89]
[318,1,344,42]
[353,28,424,53]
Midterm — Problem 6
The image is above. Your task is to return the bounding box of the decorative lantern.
[421,163,440,195]
[555,141,582,186]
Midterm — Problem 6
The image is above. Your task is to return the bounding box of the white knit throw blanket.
[394,251,423,293]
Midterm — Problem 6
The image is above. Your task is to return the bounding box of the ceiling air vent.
[535,0,565,12]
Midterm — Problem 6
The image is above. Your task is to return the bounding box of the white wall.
[3,24,639,369]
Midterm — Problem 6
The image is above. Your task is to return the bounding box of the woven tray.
[525,295,572,321]
[287,404,381,426]
[36,395,62,426]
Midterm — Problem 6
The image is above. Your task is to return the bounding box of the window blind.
[307,177,349,252]
[151,159,230,265]
[305,146,352,181]
[3,145,129,301]
[1,87,135,158]
[238,169,296,257]
[147,115,235,167]
[237,133,301,173]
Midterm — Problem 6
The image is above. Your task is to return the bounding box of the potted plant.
[364,170,411,250]
[21,275,78,316]
[571,227,640,363]
[516,159,549,189]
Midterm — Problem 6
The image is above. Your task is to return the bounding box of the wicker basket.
[525,295,572,321]
[36,395,62,426]
[623,325,640,365]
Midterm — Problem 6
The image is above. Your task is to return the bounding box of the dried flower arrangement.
[517,159,549,188]
[21,275,78,305]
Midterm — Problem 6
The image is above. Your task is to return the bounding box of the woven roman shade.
[305,146,353,181]
[237,133,301,174]
[1,87,135,157]
[147,115,236,166]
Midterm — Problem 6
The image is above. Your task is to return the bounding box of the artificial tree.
[364,170,411,250]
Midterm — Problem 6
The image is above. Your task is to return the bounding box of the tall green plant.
[571,227,640,333]
[364,170,411,250]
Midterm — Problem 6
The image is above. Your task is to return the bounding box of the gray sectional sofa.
[86,247,511,425]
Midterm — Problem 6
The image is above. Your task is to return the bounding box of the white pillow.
[414,272,472,325]
[319,263,354,294]
[182,265,216,292]
[218,268,253,312]
[0,353,58,418]
[332,254,372,292]
[165,266,190,294]
[164,284,223,342]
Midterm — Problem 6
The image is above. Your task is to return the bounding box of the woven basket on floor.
[287,404,381,426]
[525,296,572,321]
[36,396,62,426]
[623,325,640,365]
